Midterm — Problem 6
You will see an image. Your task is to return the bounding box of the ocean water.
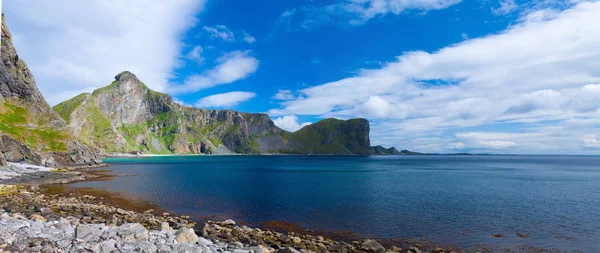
[70,155,600,251]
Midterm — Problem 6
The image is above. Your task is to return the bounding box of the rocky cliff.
[0,15,101,167]
[54,72,377,155]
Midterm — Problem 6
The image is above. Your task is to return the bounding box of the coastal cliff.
[54,72,377,155]
[0,15,100,167]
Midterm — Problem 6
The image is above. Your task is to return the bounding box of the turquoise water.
[71,155,600,251]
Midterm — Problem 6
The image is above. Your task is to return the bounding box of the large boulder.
[175,227,199,243]
[360,240,386,253]
[117,223,149,242]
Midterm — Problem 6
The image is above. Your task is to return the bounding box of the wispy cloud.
[243,31,257,44]
[3,0,206,105]
[203,25,235,42]
[492,0,519,15]
[195,91,256,108]
[185,45,205,64]
[169,50,259,94]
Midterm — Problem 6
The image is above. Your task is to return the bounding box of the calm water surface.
[70,155,600,251]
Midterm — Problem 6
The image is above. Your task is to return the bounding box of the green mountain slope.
[54,71,378,155]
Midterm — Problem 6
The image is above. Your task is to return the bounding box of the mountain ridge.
[54,71,382,155]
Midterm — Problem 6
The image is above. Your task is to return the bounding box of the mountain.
[53,71,375,155]
[371,146,402,155]
[0,15,100,167]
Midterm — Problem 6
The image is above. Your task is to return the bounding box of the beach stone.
[76,224,108,242]
[276,247,302,253]
[175,227,199,243]
[172,243,203,253]
[248,245,271,253]
[222,219,236,226]
[29,214,46,221]
[391,246,402,252]
[93,238,118,253]
[161,222,171,231]
[291,236,302,244]
[361,240,385,253]
[118,223,149,242]
[432,247,445,253]
[402,247,422,253]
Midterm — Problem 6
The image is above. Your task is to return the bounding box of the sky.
[3,0,600,154]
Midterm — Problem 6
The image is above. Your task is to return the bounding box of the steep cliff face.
[269,118,373,155]
[0,15,101,166]
[54,72,375,155]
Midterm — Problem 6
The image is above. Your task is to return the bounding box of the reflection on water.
[70,155,600,251]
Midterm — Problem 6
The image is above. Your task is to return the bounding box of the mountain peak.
[115,71,139,82]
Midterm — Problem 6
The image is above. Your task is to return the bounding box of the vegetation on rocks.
[53,71,381,155]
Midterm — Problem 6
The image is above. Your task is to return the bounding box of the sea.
[69,155,600,251]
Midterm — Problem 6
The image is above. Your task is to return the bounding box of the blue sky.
[3,0,600,154]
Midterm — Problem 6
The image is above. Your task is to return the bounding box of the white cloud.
[169,50,259,93]
[583,138,600,149]
[194,91,256,108]
[568,84,600,112]
[492,0,519,15]
[186,46,205,64]
[461,33,469,40]
[273,115,312,132]
[3,0,206,105]
[243,31,256,44]
[505,89,561,114]
[270,1,600,153]
[273,90,296,100]
[203,25,235,42]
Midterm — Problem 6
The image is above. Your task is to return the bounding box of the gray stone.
[118,223,149,242]
[361,240,386,253]
[75,224,107,242]
[172,243,203,253]
[276,247,302,253]
[161,222,171,231]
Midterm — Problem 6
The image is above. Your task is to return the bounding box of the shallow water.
[70,155,600,251]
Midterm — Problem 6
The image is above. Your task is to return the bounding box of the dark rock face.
[0,15,101,167]
[55,72,374,155]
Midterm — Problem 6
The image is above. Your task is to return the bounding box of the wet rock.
[402,247,422,253]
